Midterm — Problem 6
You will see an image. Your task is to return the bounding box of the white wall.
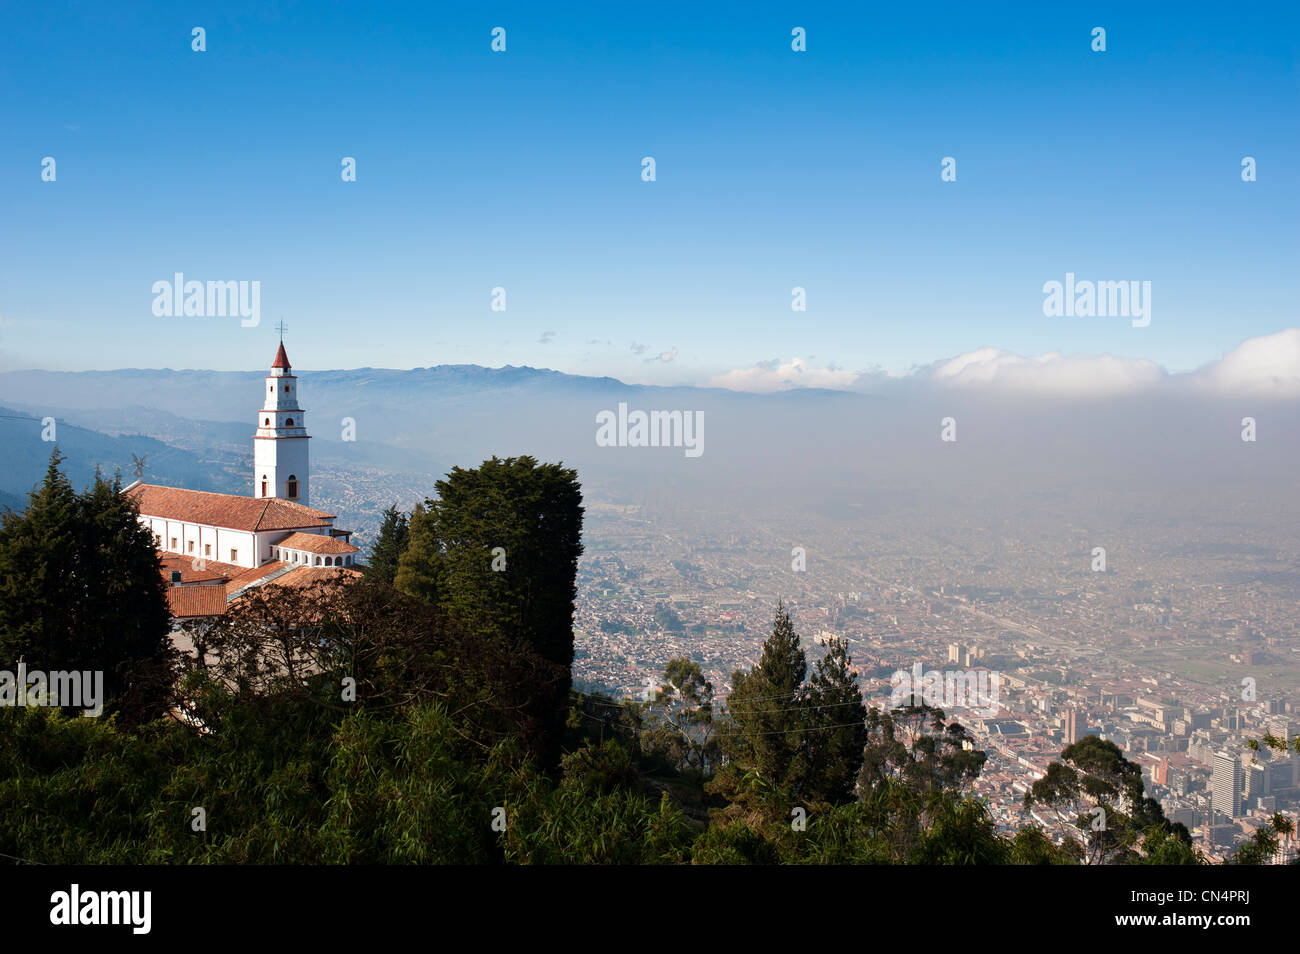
[141,515,257,568]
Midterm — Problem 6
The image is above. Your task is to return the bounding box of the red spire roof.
[271,342,291,370]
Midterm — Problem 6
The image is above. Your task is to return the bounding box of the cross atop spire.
[276,319,288,342]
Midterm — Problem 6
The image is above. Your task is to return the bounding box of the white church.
[125,341,361,618]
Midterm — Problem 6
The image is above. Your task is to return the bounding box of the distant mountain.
[4,363,1297,529]
[0,406,244,501]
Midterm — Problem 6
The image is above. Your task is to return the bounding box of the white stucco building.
[125,342,361,619]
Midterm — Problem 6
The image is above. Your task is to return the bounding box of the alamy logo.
[595,402,704,458]
[50,884,151,934]
[889,662,1000,718]
[0,663,103,716]
[151,273,260,326]
[1042,272,1150,327]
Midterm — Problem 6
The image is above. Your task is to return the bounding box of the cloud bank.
[711,329,1300,399]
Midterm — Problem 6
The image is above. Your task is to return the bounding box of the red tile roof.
[267,565,363,588]
[275,531,359,555]
[158,554,234,585]
[128,484,335,532]
[223,561,289,597]
[272,342,291,370]
[166,585,229,618]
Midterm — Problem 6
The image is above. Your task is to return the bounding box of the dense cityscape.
[572,487,1300,861]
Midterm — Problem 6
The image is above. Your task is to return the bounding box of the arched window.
[316,556,322,566]
[261,475,268,497]
[264,417,270,425]
[287,475,299,499]
[285,418,294,427]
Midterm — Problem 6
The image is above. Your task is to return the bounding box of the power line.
[0,849,44,865]
[577,707,876,740]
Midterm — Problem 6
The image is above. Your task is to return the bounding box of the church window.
[287,475,299,499]
[285,418,294,427]
[188,541,194,553]
[170,537,178,550]
[205,544,211,557]
[261,479,267,497]
[230,549,238,563]
[264,417,269,425]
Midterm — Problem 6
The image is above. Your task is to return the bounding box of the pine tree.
[802,637,867,805]
[364,505,409,585]
[0,451,173,722]
[713,601,808,812]
[0,450,79,668]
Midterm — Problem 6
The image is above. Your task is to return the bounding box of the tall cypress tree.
[393,503,442,603]
[395,455,584,767]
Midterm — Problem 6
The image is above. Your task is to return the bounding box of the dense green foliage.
[362,505,409,586]
[395,455,583,767]
[1026,734,1199,864]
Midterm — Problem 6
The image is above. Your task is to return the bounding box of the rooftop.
[128,484,335,532]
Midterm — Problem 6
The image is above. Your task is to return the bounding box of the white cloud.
[1191,327,1300,399]
[926,348,1166,397]
[709,330,1300,399]
[709,357,866,393]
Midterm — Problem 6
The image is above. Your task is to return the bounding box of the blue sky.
[1,1,1296,386]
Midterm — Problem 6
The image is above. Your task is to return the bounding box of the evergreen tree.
[393,503,442,603]
[0,450,79,670]
[395,455,584,767]
[802,637,867,806]
[0,450,173,722]
[712,601,808,813]
[363,505,409,585]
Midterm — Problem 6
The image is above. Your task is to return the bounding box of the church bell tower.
[253,338,310,504]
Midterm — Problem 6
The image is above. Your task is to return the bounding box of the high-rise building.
[1212,752,1241,822]
[1268,716,1295,744]
[1064,709,1080,745]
